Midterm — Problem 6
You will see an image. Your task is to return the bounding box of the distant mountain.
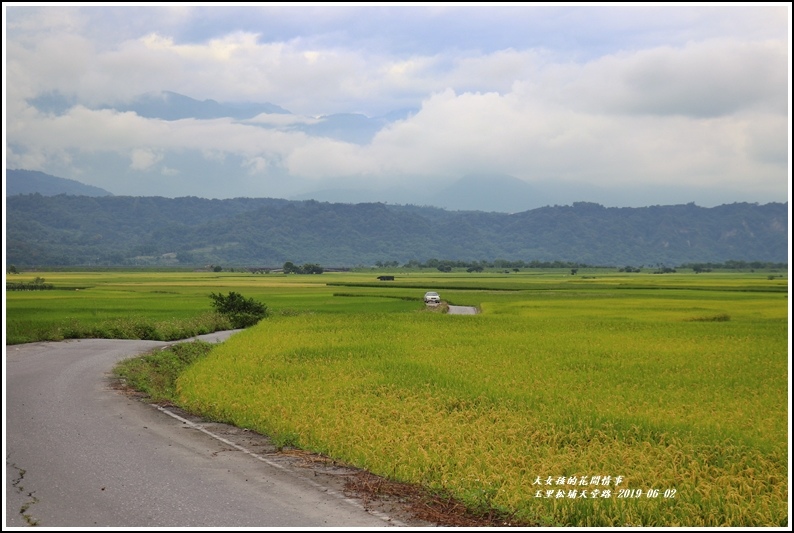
[27,90,290,120]
[292,173,605,213]
[286,109,416,144]
[27,91,415,146]
[5,195,788,267]
[428,174,550,212]
[5,169,114,197]
[291,173,579,212]
[287,113,390,144]
[291,174,551,211]
[107,91,291,120]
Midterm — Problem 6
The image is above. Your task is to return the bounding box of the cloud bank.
[4,4,790,207]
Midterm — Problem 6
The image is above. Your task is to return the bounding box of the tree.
[301,263,324,274]
[8,264,19,274]
[209,291,268,328]
[283,261,323,274]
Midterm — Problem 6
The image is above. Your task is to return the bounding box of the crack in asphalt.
[8,460,40,526]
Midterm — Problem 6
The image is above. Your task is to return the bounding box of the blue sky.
[3,3,791,207]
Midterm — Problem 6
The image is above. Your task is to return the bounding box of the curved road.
[4,333,418,528]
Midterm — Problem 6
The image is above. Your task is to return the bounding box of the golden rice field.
[171,271,789,527]
[5,269,789,524]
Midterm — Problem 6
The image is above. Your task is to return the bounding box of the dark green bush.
[209,291,269,328]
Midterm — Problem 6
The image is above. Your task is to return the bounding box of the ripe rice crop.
[6,270,788,524]
[177,278,788,526]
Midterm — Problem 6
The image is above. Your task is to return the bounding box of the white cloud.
[243,114,320,126]
[201,149,227,163]
[5,5,85,37]
[243,156,270,174]
[4,4,789,205]
[286,138,369,179]
[589,39,787,117]
[278,78,787,197]
[130,148,163,170]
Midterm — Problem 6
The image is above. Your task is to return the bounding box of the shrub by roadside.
[113,340,215,404]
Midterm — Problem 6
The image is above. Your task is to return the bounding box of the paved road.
[4,333,416,528]
[447,305,478,315]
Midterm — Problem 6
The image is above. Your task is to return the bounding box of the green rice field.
[4,269,790,526]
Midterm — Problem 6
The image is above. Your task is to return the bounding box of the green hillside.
[5,195,788,267]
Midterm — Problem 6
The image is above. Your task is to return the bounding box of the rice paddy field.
[4,269,791,526]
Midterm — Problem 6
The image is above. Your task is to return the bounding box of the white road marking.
[154,405,407,527]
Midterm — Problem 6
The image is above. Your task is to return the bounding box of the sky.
[3,3,792,208]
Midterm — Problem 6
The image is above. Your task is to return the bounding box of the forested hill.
[5,195,788,267]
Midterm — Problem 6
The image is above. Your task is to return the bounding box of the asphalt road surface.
[4,333,421,528]
[446,305,478,315]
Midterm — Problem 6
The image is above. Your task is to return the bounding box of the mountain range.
[5,189,788,268]
[7,95,789,268]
